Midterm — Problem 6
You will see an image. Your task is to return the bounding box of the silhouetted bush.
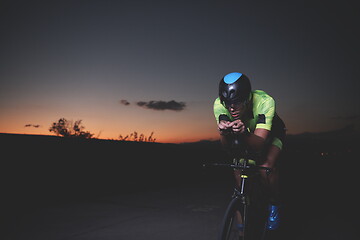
[119,131,156,142]
[49,118,94,139]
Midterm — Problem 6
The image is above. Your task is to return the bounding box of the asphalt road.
[7,182,228,240]
[2,134,359,239]
[5,177,360,240]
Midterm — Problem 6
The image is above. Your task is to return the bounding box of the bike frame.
[213,154,272,240]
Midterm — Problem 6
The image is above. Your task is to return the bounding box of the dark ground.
[1,133,359,239]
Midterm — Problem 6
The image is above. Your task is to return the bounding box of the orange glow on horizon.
[0,112,324,144]
[0,118,312,144]
[0,128,219,144]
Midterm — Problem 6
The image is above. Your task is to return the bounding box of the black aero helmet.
[219,72,252,106]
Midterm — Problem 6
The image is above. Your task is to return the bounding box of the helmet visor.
[222,99,247,108]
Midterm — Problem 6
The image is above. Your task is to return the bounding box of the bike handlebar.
[206,163,272,173]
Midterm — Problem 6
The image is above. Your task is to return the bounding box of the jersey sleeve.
[255,97,275,131]
[213,97,232,123]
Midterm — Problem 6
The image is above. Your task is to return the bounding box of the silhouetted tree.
[119,131,156,142]
[49,118,94,139]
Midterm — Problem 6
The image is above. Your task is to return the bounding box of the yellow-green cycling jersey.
[213,90,286,149]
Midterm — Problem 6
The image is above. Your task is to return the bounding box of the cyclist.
[213,72,286,231]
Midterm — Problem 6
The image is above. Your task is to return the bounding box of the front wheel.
[219,197,247,240]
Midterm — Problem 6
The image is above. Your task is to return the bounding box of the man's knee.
[264,145,281,169]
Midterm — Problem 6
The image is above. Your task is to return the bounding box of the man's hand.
[218,120,232,135]
[230,119,247,134]
[218,120,247,135]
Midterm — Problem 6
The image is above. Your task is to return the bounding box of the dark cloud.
[25,124,41,128]
[331,114,360,121]
[136,100,186,111]
[120,99,130,106]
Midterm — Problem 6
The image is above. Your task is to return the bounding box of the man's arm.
[220,120,270,151]
[243,128,270,151]
[219,126,232,150]
[217,116,235,153]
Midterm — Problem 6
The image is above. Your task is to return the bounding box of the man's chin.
[231,114,241,120]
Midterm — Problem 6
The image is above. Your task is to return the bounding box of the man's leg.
[260,145,282,230]
[260,145,281,203]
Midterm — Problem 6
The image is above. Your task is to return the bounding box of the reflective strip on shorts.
[272,137,283,150]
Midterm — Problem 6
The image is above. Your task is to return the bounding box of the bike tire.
[219,197,246,240]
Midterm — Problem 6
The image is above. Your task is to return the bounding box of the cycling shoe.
[267,204,280,230]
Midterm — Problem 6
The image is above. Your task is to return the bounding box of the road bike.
[212,150,272,240]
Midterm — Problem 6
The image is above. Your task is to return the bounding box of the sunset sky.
[1,0,359,143]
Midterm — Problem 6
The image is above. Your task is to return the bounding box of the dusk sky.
[1,0,359,143]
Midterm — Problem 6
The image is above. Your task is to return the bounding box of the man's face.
[226,102,247,120]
